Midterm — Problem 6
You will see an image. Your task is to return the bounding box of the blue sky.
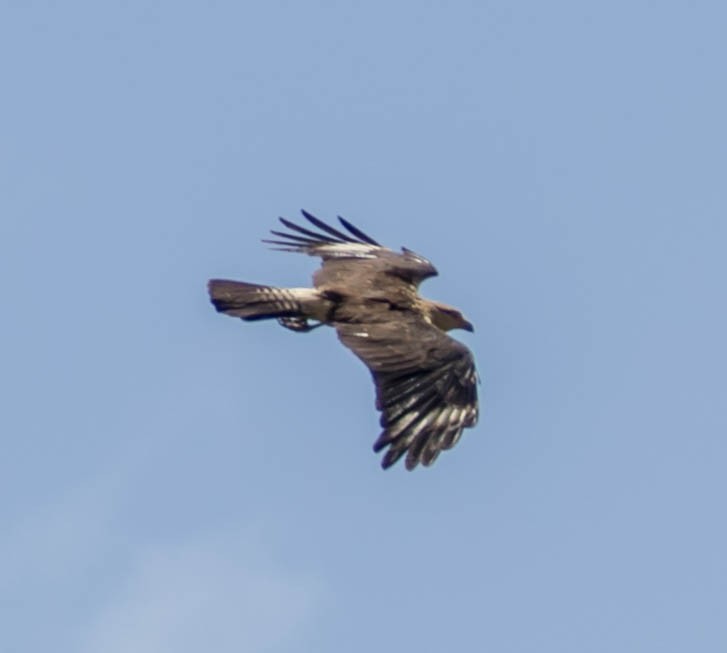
[2,2,726,651]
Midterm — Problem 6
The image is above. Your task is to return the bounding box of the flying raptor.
[208,210,479,470]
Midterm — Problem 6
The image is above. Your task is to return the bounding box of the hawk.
[208,210,479,470]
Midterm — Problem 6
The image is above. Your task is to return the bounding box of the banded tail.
[208,280,328,326]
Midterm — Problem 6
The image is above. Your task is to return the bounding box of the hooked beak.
[461,320,474,333]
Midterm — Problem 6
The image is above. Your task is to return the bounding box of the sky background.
[2,2,726,651]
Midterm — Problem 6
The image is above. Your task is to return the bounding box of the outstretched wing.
[264,210,439,294]
[337,316,479,470]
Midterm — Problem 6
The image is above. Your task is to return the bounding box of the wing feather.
[278,217,339,243]
[268,229,319,244]
[271,212,382,251]
[263,211,439,292]
[301,210,359,243]
[337,317,479,470]
[337,216,381,246]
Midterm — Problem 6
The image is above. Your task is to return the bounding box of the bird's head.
[428,301,474,333]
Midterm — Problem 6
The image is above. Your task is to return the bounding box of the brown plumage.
[208,210,479,470]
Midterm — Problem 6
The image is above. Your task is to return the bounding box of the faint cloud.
[1,451,326,653]
[79,532,325,653]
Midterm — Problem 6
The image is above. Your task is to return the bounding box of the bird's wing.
[264,209,383,256]
[263,210,439,293]
[336,316,479,470]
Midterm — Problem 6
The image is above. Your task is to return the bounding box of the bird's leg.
[277,316,324,333]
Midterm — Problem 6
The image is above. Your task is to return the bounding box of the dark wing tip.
[266,212,381,250]
[300,210,357,242]
[277,216,337,242]
[373,349,479,471]
[337,215,381,246]
[380,446,408,470]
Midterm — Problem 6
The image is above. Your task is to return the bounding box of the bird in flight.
[208,210,479,470]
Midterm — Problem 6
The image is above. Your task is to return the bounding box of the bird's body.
[208,211,479,470]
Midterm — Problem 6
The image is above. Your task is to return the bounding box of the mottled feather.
[336,316,478,470]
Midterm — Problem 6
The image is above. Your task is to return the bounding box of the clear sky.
[2,2,726,651]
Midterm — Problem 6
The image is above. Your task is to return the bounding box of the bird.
[208,210,479,470]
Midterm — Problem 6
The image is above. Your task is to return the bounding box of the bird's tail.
[208,280,322,322]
